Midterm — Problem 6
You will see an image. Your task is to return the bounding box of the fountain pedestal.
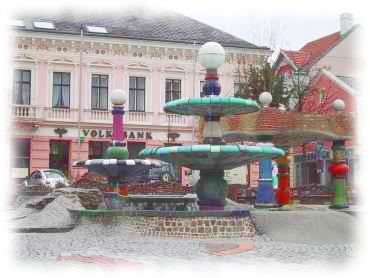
[195,169,227,210]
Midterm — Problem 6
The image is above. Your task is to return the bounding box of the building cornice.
[12,31,270,66]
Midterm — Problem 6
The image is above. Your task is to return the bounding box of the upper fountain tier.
[164,96,259,117]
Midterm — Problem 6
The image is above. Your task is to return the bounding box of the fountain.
[139,42,285,210]
[73,89,163,209]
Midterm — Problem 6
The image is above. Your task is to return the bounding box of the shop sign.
[82,129,152,140]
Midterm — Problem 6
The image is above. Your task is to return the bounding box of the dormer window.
[86,25,108,34]
[10,19,25,27]
[33,21,55,29]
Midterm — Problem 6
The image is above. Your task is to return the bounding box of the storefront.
[11,125,193,181]
[11,138,31,179]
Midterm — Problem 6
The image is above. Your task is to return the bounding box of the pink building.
[10,8,270,182]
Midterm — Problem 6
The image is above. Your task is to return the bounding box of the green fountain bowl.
[164,96,260,117]
[104,146,129,160]
[139,144,285,170]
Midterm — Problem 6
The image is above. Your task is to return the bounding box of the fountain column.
[329,99,349,209]
[275,151,291,206]
[329,139,349,209]
[105,89,129,193]
[255,92,276,207]
[196,42,227,210]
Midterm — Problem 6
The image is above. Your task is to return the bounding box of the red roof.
[300,31,341,65]
[282,31,342,68]
[284,50,311,67]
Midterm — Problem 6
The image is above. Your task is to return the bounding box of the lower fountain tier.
[72,159,162,179]
[139,144,285,170]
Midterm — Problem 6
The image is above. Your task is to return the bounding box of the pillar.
[329,140,349,209]
[275,154,291,206]
[255,158,275,207]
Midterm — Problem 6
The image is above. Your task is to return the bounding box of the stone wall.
[82,215,256,239]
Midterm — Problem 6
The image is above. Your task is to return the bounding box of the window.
[91,74,109,110]
[86,26,108,33]
[319,88,326,104]
[234,82,246,97]
[33,21,55,29]
[129,76,145,112]
[165,79,181,103]
[294,154,320,187]
[11,138,30,170]
[127,142,146,159]
[52,72,70,108]
[200,81,205,97]
[89,141,110,159]
[13,69,31,105]
[10,19,25,27]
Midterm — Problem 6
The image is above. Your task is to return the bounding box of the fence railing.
[13,105,191,128]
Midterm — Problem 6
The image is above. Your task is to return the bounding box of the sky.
[165,0,360,50]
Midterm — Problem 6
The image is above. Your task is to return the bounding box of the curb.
[12,224,76,233]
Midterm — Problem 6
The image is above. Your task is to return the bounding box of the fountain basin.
[139,144,285,170]
[72,159,162,178]
[164,96,259,117]
[67,207,256,238]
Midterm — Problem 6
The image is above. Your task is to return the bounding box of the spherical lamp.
[332,99,345,111]
[111,89,127,106]
[199,42,225,69]
[259,92,272,107]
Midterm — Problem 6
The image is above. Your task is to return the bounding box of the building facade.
[272,13,359,189]
[10,9,270,182]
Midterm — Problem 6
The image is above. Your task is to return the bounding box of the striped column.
[275,154,291,206]
[329,140,349,209]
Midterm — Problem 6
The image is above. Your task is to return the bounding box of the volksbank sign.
[81,129,153,140]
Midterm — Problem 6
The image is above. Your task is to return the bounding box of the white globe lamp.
[332,99,345,111]
[199,42,225,69]
[259,92,272,107]
[111,89,127,106]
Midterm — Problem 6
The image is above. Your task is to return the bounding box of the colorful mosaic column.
[275,154,291,206]
[329,140,349,209]
[112,105,125,146]
[196,64,226,210]
[104,90,129,193]
[255,158,275,207]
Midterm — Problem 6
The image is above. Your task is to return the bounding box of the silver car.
[23,169,70,189]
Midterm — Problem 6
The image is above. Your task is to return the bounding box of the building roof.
[277,25,358,69]
[12,8,266,49]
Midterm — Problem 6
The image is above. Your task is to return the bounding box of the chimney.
[340,13,354,35]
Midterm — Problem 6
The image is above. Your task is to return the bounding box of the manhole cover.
[205,242,254,256]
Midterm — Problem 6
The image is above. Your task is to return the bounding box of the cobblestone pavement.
[13,221,357,269]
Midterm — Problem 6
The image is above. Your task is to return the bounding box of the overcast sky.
[165,0,361,50]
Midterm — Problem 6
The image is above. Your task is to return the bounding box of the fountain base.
[195,169,227,210]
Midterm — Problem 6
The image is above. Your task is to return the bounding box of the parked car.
[124,161,177,184]
[23,169,70,189]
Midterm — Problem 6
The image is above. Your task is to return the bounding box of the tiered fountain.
[73,89,162,209]
[139,42,285,210]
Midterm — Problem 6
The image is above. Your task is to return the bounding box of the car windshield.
[44,171,64,179]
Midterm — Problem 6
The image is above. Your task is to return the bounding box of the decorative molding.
[89,59,114,68]
[12,54,36,63]
[49,57,75,65]
[126,62,151,71]
[163,65,185,73]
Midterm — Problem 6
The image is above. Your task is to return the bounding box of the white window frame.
[125,68,152,113]
[47,64,75,108]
